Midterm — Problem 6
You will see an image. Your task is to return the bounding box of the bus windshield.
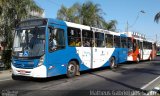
[13,27,45,57]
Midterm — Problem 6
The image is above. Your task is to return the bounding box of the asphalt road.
[0,57,160,96]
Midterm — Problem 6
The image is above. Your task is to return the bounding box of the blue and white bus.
[11,18,128,78]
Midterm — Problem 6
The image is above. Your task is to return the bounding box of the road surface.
[0,57,160,96]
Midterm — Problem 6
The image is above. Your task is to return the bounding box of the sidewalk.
[0,69,12,80]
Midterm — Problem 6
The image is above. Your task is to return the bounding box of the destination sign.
[19,19,47,27]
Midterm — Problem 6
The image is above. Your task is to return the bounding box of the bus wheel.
[12,74,18,80]
[67,61,77,78]
[110,57,116,69]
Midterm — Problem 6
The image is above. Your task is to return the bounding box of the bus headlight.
[38,55,45,67]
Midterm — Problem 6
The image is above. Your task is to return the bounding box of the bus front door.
[47,24,67,77]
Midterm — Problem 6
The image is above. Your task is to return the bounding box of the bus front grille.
[13,63,34,69]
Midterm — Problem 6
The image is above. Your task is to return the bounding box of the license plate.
[19,70,26,74]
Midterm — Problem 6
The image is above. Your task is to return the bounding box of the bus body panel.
[117,48,128,63]
[12,63,47,78]
[46,48,85,77]
[127,48,153,61]
[76,47,128,69]
[92,47,115,68]
[127,47,140,61]
[143,49,152,60]
[46,20,68,77]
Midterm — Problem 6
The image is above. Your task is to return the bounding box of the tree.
[81,1,105,28]
[57,3,81,23]
[154,12,160,23]
[0,0,3,15]
[0,0,43,49]
[57,1,117,31]
[0,0,43,69]
[0,6,2,16]
[103,20,117,31]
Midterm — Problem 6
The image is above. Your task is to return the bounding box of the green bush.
[2,50,12,69]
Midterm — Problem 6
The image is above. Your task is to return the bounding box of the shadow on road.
[12,74,67,82]
[89,72,147,93]
[113,67,160,76]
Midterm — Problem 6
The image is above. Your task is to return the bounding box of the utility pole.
[126,21,128,32]
[125,10,145,32]
[156,34,157,43]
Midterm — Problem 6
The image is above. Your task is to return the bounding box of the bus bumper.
[11,64,47,78]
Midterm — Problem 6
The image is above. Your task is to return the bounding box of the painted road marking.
[130,76,160,95]
[131,76,160,96]
[141,75,160,90]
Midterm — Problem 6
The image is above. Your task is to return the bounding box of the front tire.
[12,74,18,80]
[67,61,77,78]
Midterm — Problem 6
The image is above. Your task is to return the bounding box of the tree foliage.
[57,3,81,23]
[57,1,117,31]
[103,20,117,31]
[154,12,160,23]
[0,0,43,69]
[0,0,43,49]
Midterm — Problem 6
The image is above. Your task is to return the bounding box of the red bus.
[126,32,156,62]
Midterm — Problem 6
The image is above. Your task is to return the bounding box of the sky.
[34,0,160,42]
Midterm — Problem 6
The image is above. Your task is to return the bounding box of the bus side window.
[128,37,133,49]
[114,36,120,48]
[140,42,143,49]
[106,34,113,48]
[132,39,136,51]
[149,42,152,49]
[95,32,104,47]
[143,41,147,49]
[82,30,93,47]
[137,40,140,49]
[67,27,81,47]
[121,37,127,48]
[49,27,65,52]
